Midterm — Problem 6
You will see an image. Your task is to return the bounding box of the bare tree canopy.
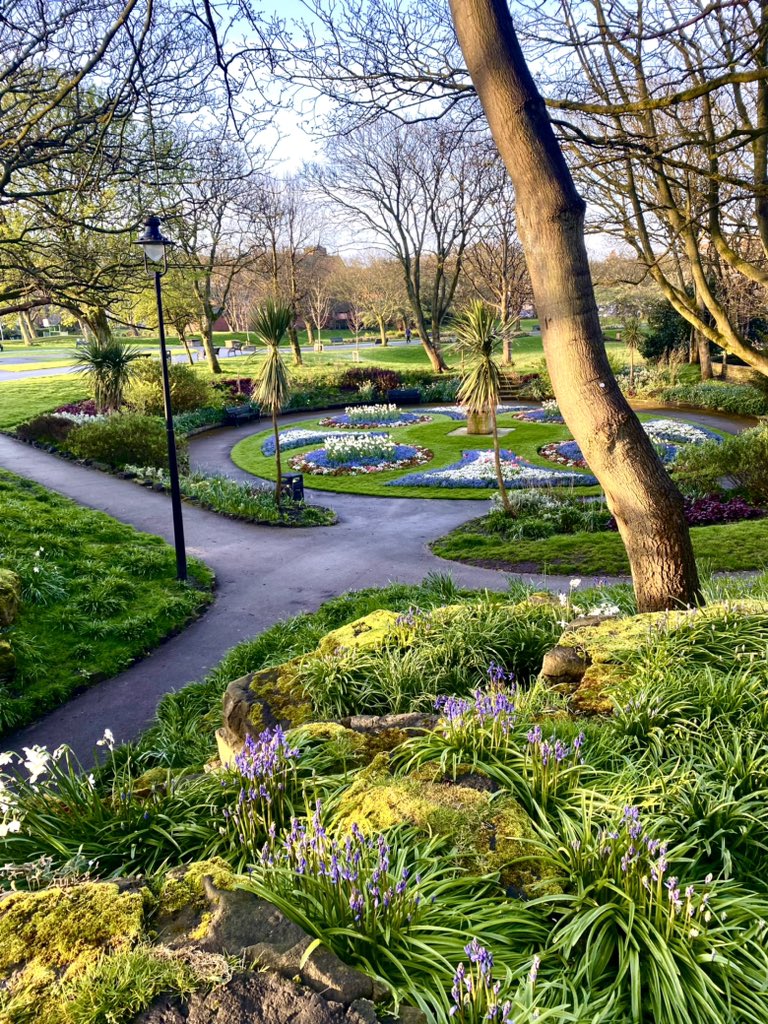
[309,115,497,370]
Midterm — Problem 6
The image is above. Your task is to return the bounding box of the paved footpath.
[0,404,744,759]
[0,420,608,760]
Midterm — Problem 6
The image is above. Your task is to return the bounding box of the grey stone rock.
[175,878,373,1006]
[539,645,591,685]
[340,712,438,735]
[348,999,378,1024]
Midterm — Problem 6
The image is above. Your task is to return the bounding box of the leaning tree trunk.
[698,333,712,380]
[201,321,222,374]
[450,0,700,611]
[287,325,303,366]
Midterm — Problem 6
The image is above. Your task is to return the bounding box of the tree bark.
[287,325,303,366]
[698,334,712,380]
[201,321,222,373]
[19,310,36,345]
[450,0,700,611]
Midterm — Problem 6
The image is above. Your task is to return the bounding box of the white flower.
[0,752,14,767]
[96,728,115,749]
[33,566,40,573]
[0,820,21,837]
[570,578,582,589]
[22,745,50,784]
[558,593,568,606]
[87,774,96,788]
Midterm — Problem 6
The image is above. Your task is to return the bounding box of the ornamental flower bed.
[513,400,564,424]
[291,432,432,476]
[539,419,722,470]
[428,404,528,421]
[261,428,348,457]
[388,449,598,489]
[319,404,432,429]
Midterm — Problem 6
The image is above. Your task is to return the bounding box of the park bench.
[223,404,260,426]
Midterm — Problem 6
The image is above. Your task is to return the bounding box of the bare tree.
[309,116,495,372]
[449,0,700,611]
[463,167,532,363]
[168,133,264,372]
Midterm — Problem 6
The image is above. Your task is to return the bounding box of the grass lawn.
[432,515,768,575]
[0,375,89,429]
[0,470,214,734]
[231,412,609,499]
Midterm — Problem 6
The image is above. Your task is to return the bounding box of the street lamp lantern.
[136,214,173,271]
[134,214,187,581]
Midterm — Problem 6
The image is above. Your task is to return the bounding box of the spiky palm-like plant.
[252,301,293,506]
[455,301,512,513]
[73,338,143,412]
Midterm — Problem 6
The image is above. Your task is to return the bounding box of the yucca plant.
[454,301,512,513]
[252,301,293,506]
[73,337,143,411]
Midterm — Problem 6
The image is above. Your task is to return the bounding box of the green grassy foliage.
[432,515,768,575]
[0,470,213,733]
[230,411,602,499]
[6,574,768,1021]
[0,375,88,429]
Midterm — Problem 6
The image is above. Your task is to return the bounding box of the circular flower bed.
[319,404,432,429]
[388,449,597,489]
[291,432,432,476]
[428,404,529,421]
[539,418,722,470]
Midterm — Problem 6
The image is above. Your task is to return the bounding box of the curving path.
[0,404,748,759]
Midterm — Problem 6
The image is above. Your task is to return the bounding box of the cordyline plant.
[455,301,513,513]
[73,337,143,411]
[252,301,293,506]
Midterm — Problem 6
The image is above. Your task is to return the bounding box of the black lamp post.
[135,214,187,581]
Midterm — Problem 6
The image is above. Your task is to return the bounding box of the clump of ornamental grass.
[243,803,550,1017]
[528,803,768,1023]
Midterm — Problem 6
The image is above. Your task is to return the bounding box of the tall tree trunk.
[377,317,388,346]
[180,330,195,366]
[19,310,36,345]
[287,325,303,366]
[202,321,222,373]
[698,334,712,380]
[450,0,700,611]
[689,328,699,364]
[272,411,282,507]
[306,321,315,348]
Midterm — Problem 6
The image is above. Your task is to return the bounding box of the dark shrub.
[65,414,188,471]
[212,377,256,402]
[123,358,214,415]
[660,381,768,418]
[608,494,765,530]
[16,415,77,445]
[339,367,402,394]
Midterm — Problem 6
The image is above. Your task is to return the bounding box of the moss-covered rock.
[334,756,542,892]
[0,881,148,1021]
[0,639,15,681]
[0,569,20,628]
[316,609,402,655]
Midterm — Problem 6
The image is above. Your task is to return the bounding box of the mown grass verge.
[432,515,768,575]
[0,470,214,733]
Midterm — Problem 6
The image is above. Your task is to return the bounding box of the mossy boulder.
[316,609,402,655]
[0,881,148,1019]
[334,756,542,893]
[0,640,15,681]
[540,600,768,716]
[0,569,20,628]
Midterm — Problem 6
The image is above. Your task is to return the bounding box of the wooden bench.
[223,404,260,426]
